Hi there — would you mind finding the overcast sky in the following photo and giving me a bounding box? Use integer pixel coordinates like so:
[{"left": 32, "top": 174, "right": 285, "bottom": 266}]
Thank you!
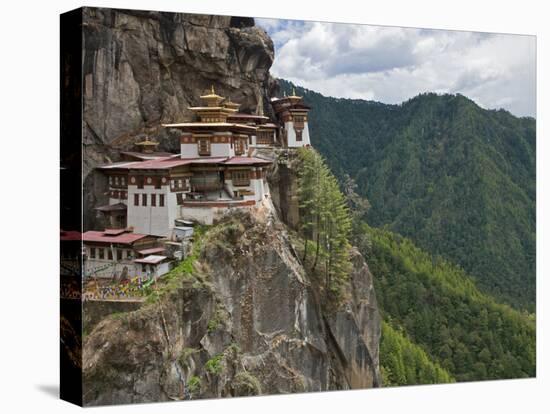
[{"left": 256, "top": 18, "right": 536, "bottom": 117}]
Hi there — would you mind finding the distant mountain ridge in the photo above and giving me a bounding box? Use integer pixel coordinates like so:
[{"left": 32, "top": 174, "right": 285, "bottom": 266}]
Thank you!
[{"left": 277, "top": 79, "right": 536, "bottom": 310}]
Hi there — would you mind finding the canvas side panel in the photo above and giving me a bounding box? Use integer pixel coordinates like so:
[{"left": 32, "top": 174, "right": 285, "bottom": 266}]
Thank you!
[{"left": 60, "top": 7, "right": 84, "bottom": 407}]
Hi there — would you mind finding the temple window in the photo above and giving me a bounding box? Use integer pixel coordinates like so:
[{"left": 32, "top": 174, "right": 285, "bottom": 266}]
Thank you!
[
  {"left": 232, "top": 170, "right": 250, "bottom": 186},
  {"left": 235, "top": 139, "right": 244, "bottom": 155},
  {"left": 151, "top": 194, "right": 156, "bottom": 206},
  {"left": 198, "top": 138, "right": 211, "bottom": 155},
  {"left": 159, "top": 194, "right": 165, "bottom": 207},
  {"left": 134, "top": 194, "right": 139, "bottom": 206},
  {"left": 257, "top": 131, "right": 272, "bottom": 145},
  {"left": 142, "top": 194, "right": 147, "bottom": 206}
]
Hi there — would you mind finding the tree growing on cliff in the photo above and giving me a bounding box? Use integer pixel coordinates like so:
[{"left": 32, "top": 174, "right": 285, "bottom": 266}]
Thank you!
[{"left": 297, "top": 148, "right": 352, "bottom": 301}]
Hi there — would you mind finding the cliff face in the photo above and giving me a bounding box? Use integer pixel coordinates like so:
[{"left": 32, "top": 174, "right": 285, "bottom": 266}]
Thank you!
[
  {"left": 81, "top": 8, "right": 275, "bottom": 228},
  {"left": 83, "top": 8, "right": 274, "bottom": 148},
  {"left": 83, "top": 207, "right": 379, "bottom": 405}
]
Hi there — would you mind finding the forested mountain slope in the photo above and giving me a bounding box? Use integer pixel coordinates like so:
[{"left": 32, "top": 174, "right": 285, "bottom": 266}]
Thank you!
[
  {"left": 278, "top": 79, "right": 536, "bottom": 310},
  {"left": 380, "top": 321, "right": 454, "bottom": 386},
  {"left": 362, "top": 224, "right": 535, "bottom": 382}
]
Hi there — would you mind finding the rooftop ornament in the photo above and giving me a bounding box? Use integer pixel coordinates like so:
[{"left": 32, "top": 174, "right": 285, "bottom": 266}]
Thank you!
[{"left": 135, "top": 137, "right": 160, "bottom": 153}]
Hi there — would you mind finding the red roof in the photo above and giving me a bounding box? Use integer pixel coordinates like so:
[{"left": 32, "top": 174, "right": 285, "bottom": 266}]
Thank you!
[
  {"left": 82, "top": 230, "right": 151, "bottom": 245},
  {"left": 224, "top": 156, "right": 272, "bottom": 165},
  {"left": 126, "top": 155, "right": 192, "bottom": 170},
  {"left": 138, "top": 247, "right": 166, "bottom": 256},
  {"left": 97, "top": 161, "right": 142, "bottom": 170},
  {"left": 98, "top": 155, "right": 272, "bottom": 172}
]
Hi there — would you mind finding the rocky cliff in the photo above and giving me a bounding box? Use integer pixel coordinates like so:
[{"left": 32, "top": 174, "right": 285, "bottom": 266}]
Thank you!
[
  {"left": 83, "top": 205, "right": 379, "bottom": 405},
  {"left": 82, "top": 7, "right": 276, "bottom": 228}
]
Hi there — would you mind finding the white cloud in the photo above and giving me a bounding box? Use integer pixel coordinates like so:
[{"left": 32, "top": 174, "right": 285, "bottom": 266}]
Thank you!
[{"left": 256, "top": 19, "right": 536, "bottom": 117}]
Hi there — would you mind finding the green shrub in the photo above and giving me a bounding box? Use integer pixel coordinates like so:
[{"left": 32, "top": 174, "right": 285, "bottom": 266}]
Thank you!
[
  {"left": 233, "top": 371, "right": 262, "bottom": 396},
  {"left": 187, "top": 376, "right": 201, "bottom": 394},
  {"left": 205, "top": 354, "right": 223, "bottom": 375}
]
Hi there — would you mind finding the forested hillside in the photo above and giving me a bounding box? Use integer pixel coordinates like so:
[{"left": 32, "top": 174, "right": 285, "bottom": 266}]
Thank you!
[
  {"left": 362, "top": 224, "right": 535, "bottom": 382},
  {"left": 278, "top": 79, "right": 536, "bottom": 311},
  {"left": 380, "top": 322, "right": 454, "bottom": 386}
]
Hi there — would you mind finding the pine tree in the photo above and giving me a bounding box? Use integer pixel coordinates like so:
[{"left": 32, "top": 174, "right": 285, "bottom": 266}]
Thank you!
[{"left": 296, "top": 148, "right": 353, "bottom": 301}]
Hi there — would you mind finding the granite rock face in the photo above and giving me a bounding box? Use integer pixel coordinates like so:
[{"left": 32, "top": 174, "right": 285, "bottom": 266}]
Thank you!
[
  {"left": 82, "top": 208, "right": 380, "bottom": 405},
  {"left": 83, "top": 8, "right": 274, "bottom": 146},
  {"left": 81, "top": 8, "right": 275, "bottom": 229}
]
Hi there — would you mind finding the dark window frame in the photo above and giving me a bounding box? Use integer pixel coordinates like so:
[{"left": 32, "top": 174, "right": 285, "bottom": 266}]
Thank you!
[
  {"left": 232, "top": 170, "right": 250, "bottom": 186},
  {"left": 137, "top": 176, "right": 144, "bottom": 189},
  {"left": 198, "top": 138, "right": 211, "bottom": 155}
]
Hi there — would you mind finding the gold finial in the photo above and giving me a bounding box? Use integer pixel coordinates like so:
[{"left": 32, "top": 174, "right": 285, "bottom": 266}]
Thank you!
[
  {"left": 292, "top": 87, "right": 296, "bottom": 96},
  {"left": 211, "top": 84, "right": 215, "bottom": 94},
  {"left": 283, "top": 90, "right": 287, "bottom": 97}
]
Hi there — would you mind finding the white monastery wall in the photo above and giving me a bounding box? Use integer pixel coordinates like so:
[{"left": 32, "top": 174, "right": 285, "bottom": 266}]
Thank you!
[
  {"left": 127, "top": 184, "right": 173, "bottom": 237},
  {"left": 285, "top": 121, "right": 311, "bottom": 147}
]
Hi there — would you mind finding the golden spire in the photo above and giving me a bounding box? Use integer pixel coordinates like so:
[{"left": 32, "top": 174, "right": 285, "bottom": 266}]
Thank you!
[
  {"left": 292, "top": 87, "right": 296, "bottom": 96},
  {"left": 200, "top": 85, "right": 225, "bottom": 107}
]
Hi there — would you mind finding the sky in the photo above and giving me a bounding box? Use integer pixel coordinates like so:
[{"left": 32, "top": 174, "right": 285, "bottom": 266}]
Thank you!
[{"left": 256, "top": 18, "right": 536, "bottom": 117}]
